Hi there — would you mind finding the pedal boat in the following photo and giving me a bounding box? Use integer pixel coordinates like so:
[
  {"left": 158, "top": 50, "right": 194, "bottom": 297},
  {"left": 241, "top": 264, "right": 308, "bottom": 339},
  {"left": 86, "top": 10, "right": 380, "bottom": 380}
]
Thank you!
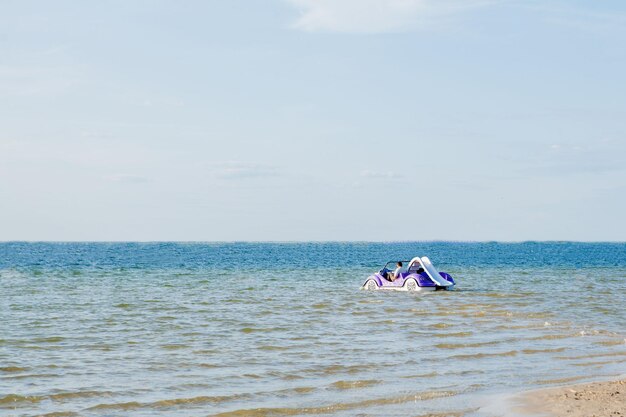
[{"left": 361, "top": 256, "right": 455, "bottom": 292}]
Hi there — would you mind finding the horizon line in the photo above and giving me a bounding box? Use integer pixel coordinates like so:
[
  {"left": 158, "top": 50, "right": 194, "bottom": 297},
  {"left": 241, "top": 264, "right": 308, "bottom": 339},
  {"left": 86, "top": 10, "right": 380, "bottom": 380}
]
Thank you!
[{"left": 1, "top": 240, "right": 625, "bottom": 244}]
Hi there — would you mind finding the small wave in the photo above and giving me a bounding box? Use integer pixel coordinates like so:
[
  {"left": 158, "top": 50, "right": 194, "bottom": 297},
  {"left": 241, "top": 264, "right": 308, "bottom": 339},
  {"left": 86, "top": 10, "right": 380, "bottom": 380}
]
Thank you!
[
  {"left": 199, "top": 363, "right": 222, "bottom": 368},
  {"left": 429, "top": 323, "right": 453, "bottom": 329},
  {"left": 0, "top": 366, "right": 29, "bottom": 372},
  {"left": 240, "top": 327, "right": 287, "bottom": 333},
  {"left": 257, "top": 345, "right": 289, "bottom": 351},
  {"left": 87, "top": 393, "right": 252, "bottom": 410},
  {"left": 525, "top": 312, "right": 553, "bottom": 319},
  {"left": 150, "top": 394, "right": 251, "bottom": 408},
  {"left": 572, "top": 358, "right": 626, "bottom": 367},
  {"left": 310, "top": 364, "right": 368, "bottom": 376},
  {"left": 443, "top": 369, "right": 485, "bottom": 376},
  {"left": 4, "top": 373, "right": 60, "bottom": 380},
  {"left": 578, "top": 329, "right": 620, "bottom": 336},
  {"left": 484, "top": 292, "right": 530, "bottom": 298},
  {"left": 528, "top": 334, "right": 573, "bottom": 341},
  {"left": 401, "top": 371, "right": 438, "bottom": 379},
  {"left": 86, "top": 401, "right": 142, "bottom": 411},
  {"left": 32, "top": 336, "right": 65, "bottom": 343},
  {"left": 330, "top": 379, "right": 382, "bottom": 390},
  {"left": 279, "top": 373, "right": 304, "bottom": 381},
  {"left": 457, "top": 309, "right": 551, "bottom": 320},
  {"left": 534, "top": 375, "right": 588, "bottom": 385},
  {"left": 210, "top": 390, "right": 457, "bottom": 416},
  {"left": 558, "top": 351, "right": 626, "bottom": 360},
  {"left": 435, "top": 341, "right": 502, "bottom": 349},
  {"left": 192, "top": 349, "right": 220, "bottom": 354},
  {"left": 432, "top": 331, "right": 473, "bottom": 338},
  {"left": 350, "top": 310, "right": 377, "bottom": 316},
  {"left": 161, "top": 344, "right": 188, "bottom": 350},
  {"left": 0, "top": 390, "right": 118, "bottom": 407},
  {"left": 413, "top": 411, "right": 472, "bottom": 417},
  {"left": 358, "top": 299, "right": 384, "bottom": 304},
  {"left": 494, "top": 324, "right": 544, "bottom": 330},
  {"left": 594, "top": 339, "right": 626, "bottom": 346},
  {"left": 292, "top": 387, "right": 315, "bottom": 394},
  {"left": 372, "top": 319, "right": 395, "bottom": 325},
  {"left": 521, "top": 347, "right": 566, "bottom": 354},
  {"left": 271, "top": 386, "right": 317, "bottom": 396},
  {"left": 0, "top": 394, "right": 42, "bottom": 407},
  {"left": 38, "top": 412, "right": 79, "bottom": 417},
  {"left": 451, "top": 351, "right": 517, "bottom": 360},
  {"left": 81, "top": 343, "right": 112, "bottom": 351},
  {"left": 48, "top": 390, "right": 115, "bottom": 401}
]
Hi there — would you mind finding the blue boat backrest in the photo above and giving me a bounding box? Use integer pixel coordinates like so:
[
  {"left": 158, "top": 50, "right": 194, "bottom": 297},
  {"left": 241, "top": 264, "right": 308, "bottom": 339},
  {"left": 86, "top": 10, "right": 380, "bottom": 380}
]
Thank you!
[
  {"left": 439, "top": 272, "right": 454, "bottom": 284},
  {"left": 408, "top": 261, "right": 423, "bottom": 273}
]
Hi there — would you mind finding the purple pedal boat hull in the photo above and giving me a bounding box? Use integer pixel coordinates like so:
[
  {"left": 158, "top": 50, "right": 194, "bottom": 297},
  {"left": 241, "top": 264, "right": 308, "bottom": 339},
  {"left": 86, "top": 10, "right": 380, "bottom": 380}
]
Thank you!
[{"left": 361, "top": 257, "right": 455, "bottom": 291}]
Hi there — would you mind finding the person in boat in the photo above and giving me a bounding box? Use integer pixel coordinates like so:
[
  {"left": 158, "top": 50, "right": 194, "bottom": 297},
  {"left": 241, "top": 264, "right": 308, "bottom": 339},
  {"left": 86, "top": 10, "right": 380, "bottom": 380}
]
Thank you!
[{"left": 389, "top": 261, "right": 403, "bottom": 282}]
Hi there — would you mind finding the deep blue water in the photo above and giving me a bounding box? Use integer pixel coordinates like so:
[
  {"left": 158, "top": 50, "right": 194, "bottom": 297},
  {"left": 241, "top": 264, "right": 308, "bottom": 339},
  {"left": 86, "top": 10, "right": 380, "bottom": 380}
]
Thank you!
[{"left": 2, "top": 241, "right": 625, "bottom": 270}]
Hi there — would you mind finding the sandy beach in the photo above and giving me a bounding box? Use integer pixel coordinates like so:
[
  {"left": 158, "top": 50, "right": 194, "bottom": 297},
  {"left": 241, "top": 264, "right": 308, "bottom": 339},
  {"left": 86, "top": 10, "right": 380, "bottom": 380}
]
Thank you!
[{"left": 513, "top": 379, "right": 625, "bottom": 417}]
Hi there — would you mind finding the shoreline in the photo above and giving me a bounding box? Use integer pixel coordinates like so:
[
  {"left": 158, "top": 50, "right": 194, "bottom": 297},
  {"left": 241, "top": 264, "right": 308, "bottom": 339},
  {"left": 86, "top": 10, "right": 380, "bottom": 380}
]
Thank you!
[{"left": 500, "top": 376, "right": 626, "bottom": 417}]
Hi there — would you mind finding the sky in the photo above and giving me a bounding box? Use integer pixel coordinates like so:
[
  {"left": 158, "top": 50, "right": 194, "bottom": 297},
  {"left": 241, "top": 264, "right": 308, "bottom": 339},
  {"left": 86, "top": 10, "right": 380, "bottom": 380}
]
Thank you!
[{"left": 1, "top": 0, "right": 625, "bottom": 241}]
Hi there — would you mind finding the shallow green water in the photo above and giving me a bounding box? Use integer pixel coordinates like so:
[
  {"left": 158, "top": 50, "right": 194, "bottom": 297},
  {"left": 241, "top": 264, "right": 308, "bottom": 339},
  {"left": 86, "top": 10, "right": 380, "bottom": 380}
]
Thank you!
[{"left": 1, "top": 243, "right": 625, "bottom": 416}]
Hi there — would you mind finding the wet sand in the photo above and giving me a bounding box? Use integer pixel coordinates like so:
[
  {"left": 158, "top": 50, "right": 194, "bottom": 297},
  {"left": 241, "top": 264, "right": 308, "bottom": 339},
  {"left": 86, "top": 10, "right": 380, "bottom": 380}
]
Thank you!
[{"left": 514, "top": 379, "right": 625, "bottom": 417}]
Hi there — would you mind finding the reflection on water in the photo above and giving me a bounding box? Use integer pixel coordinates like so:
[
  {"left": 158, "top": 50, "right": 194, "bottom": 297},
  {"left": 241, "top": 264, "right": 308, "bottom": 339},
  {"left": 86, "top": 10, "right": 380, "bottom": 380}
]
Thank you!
[{"left": 0, "top": 242, "right": 625, "bottom": 416}]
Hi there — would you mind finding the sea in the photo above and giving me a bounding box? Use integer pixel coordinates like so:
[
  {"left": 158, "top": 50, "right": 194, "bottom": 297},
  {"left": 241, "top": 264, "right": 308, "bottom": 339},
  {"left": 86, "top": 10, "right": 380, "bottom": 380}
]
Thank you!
[{"left": 1, "top": 242, "right": 625, "bottom": 417}]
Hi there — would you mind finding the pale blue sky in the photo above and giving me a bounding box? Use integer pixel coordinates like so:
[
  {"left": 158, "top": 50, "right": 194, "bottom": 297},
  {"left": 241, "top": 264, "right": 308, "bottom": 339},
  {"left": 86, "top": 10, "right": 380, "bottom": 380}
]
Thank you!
[{"left": 1, "top": 0, "right": 625, "bottom": 241}]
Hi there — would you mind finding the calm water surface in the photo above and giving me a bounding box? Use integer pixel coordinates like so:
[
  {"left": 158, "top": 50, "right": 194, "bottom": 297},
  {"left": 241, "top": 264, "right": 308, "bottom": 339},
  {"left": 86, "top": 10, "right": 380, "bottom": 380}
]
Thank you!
[{"left": 1, "top": 242, "right": 625, "bottom": 417}]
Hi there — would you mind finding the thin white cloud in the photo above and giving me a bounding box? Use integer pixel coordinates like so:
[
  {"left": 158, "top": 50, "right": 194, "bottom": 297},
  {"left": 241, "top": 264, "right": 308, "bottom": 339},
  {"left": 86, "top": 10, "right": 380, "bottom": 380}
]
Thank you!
[
  {"left": 103, "top": 174, "right": 151, "bottom": 184},
  {"left": 523, "top": 140, "right": 626, "bottom": 176},
  {"left": 42, "top": 44, "right": 71, "bottom": 56},
  {"left": 139, "top": 97, "right": 184, "bottom": 108},
  {"left": 209, "top": 161, "right": 280, "bottom": 180},
  {"left": 522, "top": 3, "right": 626, "bottom": 35},
  {"left": 0, "top": 64, "right": 83, "bottom": 97},
  {"left": 286, "top": 0, "right": 499, "bottom": 33},
  {"left": 360, "top": 169, "right": 402, "bottom": 179}
]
